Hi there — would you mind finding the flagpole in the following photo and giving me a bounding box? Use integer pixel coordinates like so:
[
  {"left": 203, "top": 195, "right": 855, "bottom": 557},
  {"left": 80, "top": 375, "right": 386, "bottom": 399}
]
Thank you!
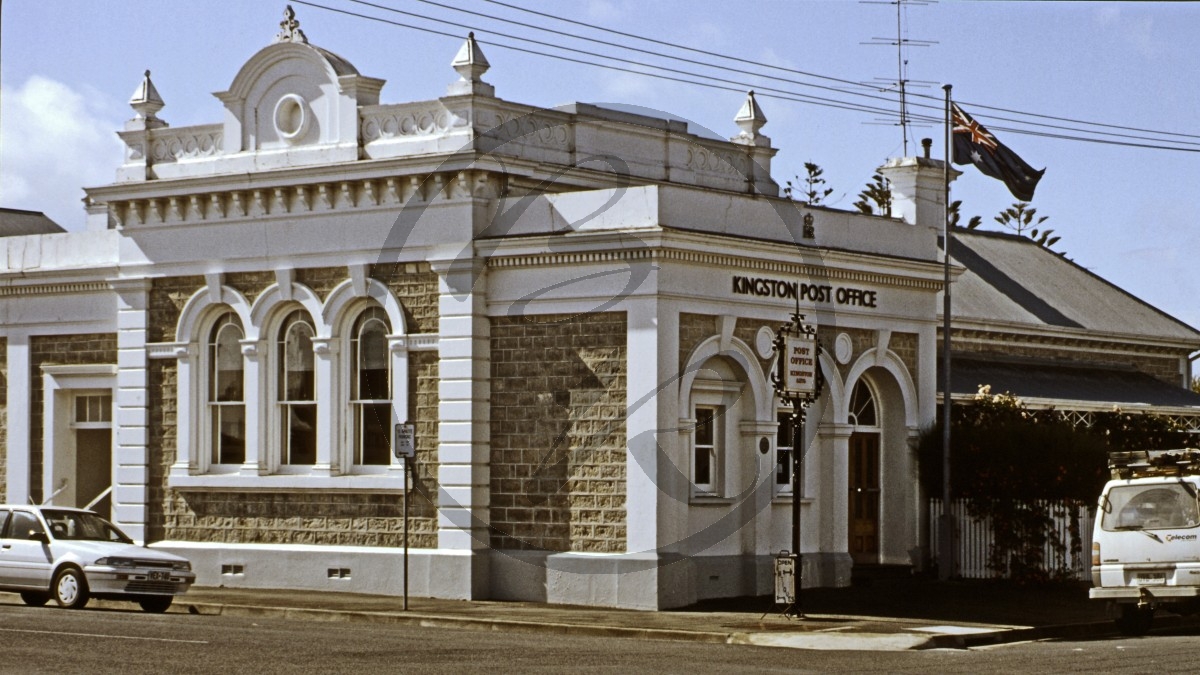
[{"left": 939, "top": 83, "right": 956, "bottom": 581}]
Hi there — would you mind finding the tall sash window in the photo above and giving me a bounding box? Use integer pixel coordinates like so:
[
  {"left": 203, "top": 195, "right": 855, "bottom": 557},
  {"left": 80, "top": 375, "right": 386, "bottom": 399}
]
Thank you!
[
  {"left": 351, "top": 307, "right": 391, "bottom": 465},
  {"left": 208, "top": 313, "right": 245, "bottom": 465},
  {"left": 278, "top": 310, "right": 317, "bottom": 465}
]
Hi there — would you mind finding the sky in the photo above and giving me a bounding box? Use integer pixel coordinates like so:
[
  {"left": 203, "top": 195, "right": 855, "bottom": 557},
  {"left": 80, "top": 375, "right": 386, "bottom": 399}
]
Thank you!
[{"left": 2, "top": 1, "right": 1198, "bottom": 328}]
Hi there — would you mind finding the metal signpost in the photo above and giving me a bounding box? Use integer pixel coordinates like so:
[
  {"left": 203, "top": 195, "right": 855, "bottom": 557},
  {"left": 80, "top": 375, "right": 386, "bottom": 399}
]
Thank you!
[
  {"left": 394, "top": 422, "right": 416, "bottom": 611},
  {"left": 770, "top": 303, "right": 823, "bottom": 618}
]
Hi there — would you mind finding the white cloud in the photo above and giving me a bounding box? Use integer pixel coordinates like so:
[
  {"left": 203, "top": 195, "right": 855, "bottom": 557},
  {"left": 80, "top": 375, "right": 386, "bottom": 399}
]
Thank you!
[
  {"left": 586, "top": 0, "right": 623, "bottom": 23},
  {"left": 597, "top": 70, "right": 658, "bottom": 100},
  {"left": 1091, "top": 6, "right": 1165, "bottom": 59},
  {"left": 0, "top": 75, "right": 123, "bottom": 231}
]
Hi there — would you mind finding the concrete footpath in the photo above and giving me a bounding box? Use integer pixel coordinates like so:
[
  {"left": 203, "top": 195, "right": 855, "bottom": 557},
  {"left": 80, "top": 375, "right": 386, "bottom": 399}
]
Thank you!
[{"left": 92, "top": 577, "right": 1160, "bottom": 652}]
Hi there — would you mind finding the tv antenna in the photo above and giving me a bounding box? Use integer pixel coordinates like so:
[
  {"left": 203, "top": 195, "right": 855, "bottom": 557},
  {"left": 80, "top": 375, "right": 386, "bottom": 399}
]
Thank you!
[{"left": 861, "top": 0, "right": 938, "bottom": 156}]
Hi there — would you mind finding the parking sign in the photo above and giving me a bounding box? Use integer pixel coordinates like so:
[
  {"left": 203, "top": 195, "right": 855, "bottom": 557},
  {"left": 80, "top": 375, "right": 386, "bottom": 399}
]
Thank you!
[{"left": 394, "top": 423, "right": 415, "bottom": 459}]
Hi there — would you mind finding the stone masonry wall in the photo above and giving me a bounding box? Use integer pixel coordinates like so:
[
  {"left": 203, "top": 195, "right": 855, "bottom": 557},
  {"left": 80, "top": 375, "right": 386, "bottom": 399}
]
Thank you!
[
  {"left": 679, "top": 313, "right": 717, "bottom": 375},
  {"left": 149, "top": 276, "right": 205, "bottom": 343},
  {"left": 29, "top": 334, "right": 118, "bottom": 505},
  {"left": 890, "top": 332, "right": 919, "bottom": 379},
  {"left": 490, "top": 312, "right": 627, "bottom": 553},
  {"left": 151, "top": 265, "right": 440, "bottom": 549}
]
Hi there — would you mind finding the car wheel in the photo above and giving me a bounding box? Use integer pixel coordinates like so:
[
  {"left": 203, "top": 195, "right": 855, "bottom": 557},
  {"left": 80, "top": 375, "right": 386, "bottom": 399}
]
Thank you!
[
  {"left": 19, "top": 591, "right": 50, "bottom": 607},
  {"left": 53, "top": 567, "right": 90, "bottom": 610},
  {"left": 139, "top": 596, "right": 173, "bottom": 613},
  {"left": 1115, "top": 604, "right": 1153, "bottom": 636}
]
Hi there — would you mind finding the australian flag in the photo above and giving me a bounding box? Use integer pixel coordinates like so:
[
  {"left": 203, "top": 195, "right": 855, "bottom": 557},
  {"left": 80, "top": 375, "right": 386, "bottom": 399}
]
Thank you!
[{"left": 951, "top": 103, "right": 1045, "bottom": 201}]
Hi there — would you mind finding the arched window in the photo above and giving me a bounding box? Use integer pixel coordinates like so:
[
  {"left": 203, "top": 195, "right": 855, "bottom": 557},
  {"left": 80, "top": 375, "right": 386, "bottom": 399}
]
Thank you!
[
  {"left": 208, "top": 313, "right": 245, "bottom": 465},
  {"left": 848, "top": 380, "right": 878, "bottom": 427},
  {"left": 351, "top": 307, "right": 391, "bottom": 465},
  {"left": 278, "top": 309, "right": 316, "bottom": 465}
]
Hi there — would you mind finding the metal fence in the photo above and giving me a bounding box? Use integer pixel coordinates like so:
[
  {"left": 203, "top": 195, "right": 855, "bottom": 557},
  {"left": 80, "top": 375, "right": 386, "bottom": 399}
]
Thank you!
[{"left": 929, "top": 499, "right": 1095, "bottom": 581}]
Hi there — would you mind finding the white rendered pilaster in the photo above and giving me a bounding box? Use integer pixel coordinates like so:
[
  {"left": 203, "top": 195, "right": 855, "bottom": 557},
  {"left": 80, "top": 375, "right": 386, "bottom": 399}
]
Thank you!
[
  {"left": 310, "top": 338, "right": 338, "bottom": 476},
  {"left": 112, "top": 281, "right": 151, "bottom": 541},
  {"left": 626, "top": 297, "right": 671, "bottom": 554},
  {"left": 5, "top": 334, "right": 31, "bottom": 505},
  {"left": 818, "top": 423, "right": 854, "bottom": 557},
  {"left": 240, "top": 340, "right": 266, "bottom": 475},
  {"left": 430, "top": 256, "right": 489, "bottom": 553}
]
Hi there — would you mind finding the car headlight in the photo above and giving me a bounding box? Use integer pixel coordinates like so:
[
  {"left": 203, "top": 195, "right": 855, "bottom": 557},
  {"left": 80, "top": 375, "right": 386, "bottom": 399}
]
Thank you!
[
  {"left": 95, "top": 557, "right": 136, "bottom": 568},
  {"left": 172, "top": 561, "right": 192, "bottom": 572}
]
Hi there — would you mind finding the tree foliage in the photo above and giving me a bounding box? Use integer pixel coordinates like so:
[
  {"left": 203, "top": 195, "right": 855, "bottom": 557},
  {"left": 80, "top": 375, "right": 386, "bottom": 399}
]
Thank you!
[
  {"left": 949, "top": 200, "right": 982, "bottom": 230},
  {"left": 918, "top": 386, "right": 1196, "bottom": 582},
  {"left": 853, "top": 172, "right": 891, "bottom": 216},
  {"left": 784, "top": 162, "right": 835, "bottom": 206}
]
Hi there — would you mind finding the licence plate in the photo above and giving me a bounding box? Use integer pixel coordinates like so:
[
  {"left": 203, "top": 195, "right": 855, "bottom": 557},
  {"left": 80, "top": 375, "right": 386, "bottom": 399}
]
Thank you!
[
  {"left": 1135, "top": 572, "right": 1166, "bottom": 585},
  {"left": 148, "top": 571, "right": 170, "bottom": 581}
]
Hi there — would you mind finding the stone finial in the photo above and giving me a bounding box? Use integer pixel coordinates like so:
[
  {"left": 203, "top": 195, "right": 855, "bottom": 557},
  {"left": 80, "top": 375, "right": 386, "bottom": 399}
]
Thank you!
[
  {"left": 129, "top": 70, "right": 165, "bottom": 122},
  {"left": 732, "top": 90, "right": 768, "bottom": 145},
  {"left": 275, "top": 5, "right": 308, "bottom": 44},
  {"left": 447, "top": 32, "right": 495, "bottom": 97}
]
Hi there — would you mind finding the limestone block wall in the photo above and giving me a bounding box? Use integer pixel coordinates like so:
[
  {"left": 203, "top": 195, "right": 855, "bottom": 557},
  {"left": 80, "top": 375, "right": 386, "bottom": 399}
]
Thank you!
[
  {"left": 145, "top": 358, "right": 173, "bottom": 542},
  {"left": 149, "top": 264, "right": 441, "bottom": 548},
  {"left": 732, "top": 317, "right": 777, "bottom": 380},
  {"left": 889, "top": 332, "right": 919, "bottom": 378},
  {"left": 679, "top": 313, "right": 717, "bottom": 374},
  {"left": 489, "top": 312, "right": 627, "bottom": 553},
  {"left": 149, "top": 276, "right": 206, "bottom": 343},
  {"left": 29, "top": 334, "right": 118, "bottom": 504}
]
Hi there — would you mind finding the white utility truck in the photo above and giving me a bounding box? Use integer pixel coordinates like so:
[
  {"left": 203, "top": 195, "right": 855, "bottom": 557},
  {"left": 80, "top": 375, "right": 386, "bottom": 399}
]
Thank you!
[{"left": 1091, "top": 449, "right": 1200, "bottom": 635}]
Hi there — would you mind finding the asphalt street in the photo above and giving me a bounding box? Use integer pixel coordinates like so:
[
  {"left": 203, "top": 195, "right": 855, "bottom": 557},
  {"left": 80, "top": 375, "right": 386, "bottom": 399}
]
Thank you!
[{"left": 2, "top": 599, "right": 1200, "bottom": 674}]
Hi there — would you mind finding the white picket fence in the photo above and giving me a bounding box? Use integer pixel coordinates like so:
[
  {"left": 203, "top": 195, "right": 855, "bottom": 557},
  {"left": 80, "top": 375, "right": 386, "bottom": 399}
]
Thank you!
[{"left": 929, "top": 499, "right": 1095, "bottom": 581}]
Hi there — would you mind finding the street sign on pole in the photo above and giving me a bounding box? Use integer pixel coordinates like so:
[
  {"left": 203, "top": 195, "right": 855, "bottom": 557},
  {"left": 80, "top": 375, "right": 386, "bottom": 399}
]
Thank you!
[
  {"left": 770, "top": 303, "right": 823, "bottom": 620},
  {"left": 394, "top": 423, "right": 415, "bottom": 459},
  {"left": 779, "top": 334, "right": 818, "bottom": 397}
]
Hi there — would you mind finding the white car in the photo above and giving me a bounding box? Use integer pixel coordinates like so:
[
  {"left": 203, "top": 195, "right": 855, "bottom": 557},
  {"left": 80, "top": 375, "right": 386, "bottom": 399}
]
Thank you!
[{"left": 0, "top": 505, "right": 194, "bottom": 612}]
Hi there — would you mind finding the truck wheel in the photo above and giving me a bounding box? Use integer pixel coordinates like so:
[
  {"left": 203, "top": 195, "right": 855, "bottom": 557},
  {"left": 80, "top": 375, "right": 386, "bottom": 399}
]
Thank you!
[{"left": 1115, "top": 604, "right": 1153, "bottom": 636}]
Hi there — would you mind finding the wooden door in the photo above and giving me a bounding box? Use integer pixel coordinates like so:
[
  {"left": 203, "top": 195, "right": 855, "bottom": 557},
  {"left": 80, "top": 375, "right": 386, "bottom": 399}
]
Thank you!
[{"left": 849, "top": 432, "right": 880, "bottom": 564}]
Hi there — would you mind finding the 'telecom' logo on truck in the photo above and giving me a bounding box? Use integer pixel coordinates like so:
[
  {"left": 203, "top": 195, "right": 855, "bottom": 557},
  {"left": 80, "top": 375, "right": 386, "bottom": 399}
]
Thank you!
[{"left": 1165, "top": 534, "right": 1199, "bottom": 542}]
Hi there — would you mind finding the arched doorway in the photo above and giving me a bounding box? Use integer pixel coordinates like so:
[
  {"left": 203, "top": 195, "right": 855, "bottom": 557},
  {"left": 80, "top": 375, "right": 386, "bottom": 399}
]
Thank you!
[{"left": 847, "top": 379, "right": 880, "bottom": 565}]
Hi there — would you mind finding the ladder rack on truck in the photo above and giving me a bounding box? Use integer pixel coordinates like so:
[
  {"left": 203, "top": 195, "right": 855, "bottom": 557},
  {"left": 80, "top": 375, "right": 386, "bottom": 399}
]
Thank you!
[{"left": 1107, "top": 449, "right": 1200, "bottom": 480}]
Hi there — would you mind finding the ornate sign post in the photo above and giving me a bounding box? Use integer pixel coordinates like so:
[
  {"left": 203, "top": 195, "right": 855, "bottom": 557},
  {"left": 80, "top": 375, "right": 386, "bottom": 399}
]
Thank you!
[{"left": 771, "top": 304, "right": 823, "bottom": 617}]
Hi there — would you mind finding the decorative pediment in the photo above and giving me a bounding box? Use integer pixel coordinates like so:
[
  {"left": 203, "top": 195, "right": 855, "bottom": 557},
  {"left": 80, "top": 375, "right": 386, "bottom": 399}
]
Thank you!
[{"left": 212, "top": 8, "right": 383, "bottom": 158}]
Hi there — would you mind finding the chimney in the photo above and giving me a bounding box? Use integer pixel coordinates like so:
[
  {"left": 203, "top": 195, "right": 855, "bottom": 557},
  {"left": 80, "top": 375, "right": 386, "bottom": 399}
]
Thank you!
[{"left": 877, "top": 153, "right": 959, "bottom": 227}]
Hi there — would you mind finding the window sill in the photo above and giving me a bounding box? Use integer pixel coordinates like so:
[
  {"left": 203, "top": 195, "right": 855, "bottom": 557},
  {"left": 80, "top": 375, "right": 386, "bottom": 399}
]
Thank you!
[
  {"left": 168, "top": 472, "right": 408, "bottom": 493},
  {"left": 771, "top": 495, "right": 814, "bottom": 505},
  {"left": 689, "top": 494, "right": 735, "bottom": 505}
]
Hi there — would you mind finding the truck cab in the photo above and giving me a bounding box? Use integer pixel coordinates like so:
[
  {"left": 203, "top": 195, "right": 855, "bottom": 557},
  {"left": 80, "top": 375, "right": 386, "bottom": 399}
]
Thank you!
[{"left": 1091, "top": 449, "right": 1200, "bottom": 635}]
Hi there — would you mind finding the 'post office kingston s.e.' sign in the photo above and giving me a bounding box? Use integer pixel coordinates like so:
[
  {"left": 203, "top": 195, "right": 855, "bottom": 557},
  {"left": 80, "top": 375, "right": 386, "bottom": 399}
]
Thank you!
[{"left": 780, "top": 334, "right": 818, "bottom": 396}]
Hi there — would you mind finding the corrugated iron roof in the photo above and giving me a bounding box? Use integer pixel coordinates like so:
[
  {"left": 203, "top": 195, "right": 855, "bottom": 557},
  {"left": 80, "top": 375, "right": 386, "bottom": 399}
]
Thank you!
[
  {"left": 948, "top": 228, "right": 1200, "bottom": 344},
  {"left": 946, "top": 356, "right": 1200, "bottom": 408}
]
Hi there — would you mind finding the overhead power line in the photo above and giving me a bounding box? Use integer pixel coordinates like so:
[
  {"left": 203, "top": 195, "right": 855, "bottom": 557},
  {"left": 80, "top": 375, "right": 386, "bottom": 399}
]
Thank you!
[
  {"left": 293, "top": 0, "right": 1200, "bottom": 154},
  {"left": 477, "top": 0, "right": 1200, "bottom": 145}
]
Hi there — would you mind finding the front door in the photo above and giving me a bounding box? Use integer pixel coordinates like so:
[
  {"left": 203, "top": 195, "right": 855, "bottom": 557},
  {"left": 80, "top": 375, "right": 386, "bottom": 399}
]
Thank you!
[
  {"left": 849, "top": 432, "right": 880, "bottom": 564},
  {"left": 73, "top": 393, "right": 113, "bottom": 518}
]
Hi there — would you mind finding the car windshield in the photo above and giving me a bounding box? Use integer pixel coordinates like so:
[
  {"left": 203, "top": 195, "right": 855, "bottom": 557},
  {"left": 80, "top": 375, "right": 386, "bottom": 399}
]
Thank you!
[
  {"left": 1102, "top": 483, "right": 1200, "bottom": 531},
  {"left": 41, "top": 509, "right": 134, "bottom": 543}
]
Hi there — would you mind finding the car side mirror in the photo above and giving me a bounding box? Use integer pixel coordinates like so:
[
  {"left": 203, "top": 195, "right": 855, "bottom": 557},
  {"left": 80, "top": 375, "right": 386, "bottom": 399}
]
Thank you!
[{"left": 28, "top": 530, "right": 49, "bottom": 544}]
